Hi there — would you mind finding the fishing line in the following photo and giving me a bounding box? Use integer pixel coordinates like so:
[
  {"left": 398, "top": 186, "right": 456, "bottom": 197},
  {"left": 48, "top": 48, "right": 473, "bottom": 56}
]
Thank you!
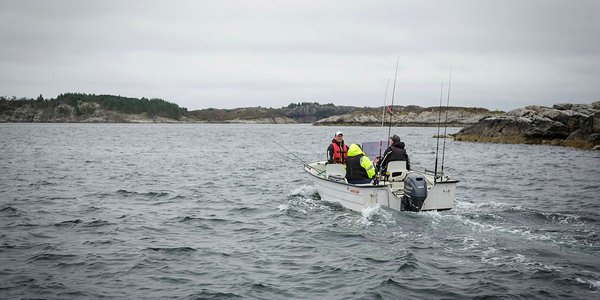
[
  {"left": 441, "top": 67, "right": 453, "bottom": 177},
  {"left": 374, "top": 78, "right": 391, "bottom": 185},
  {"left": 262, "top": 132, "right": 310, "bottom": 166},
  {"left": 379, "top": 78, "right": 391, "bottom": 159},
  {"left": 434, "top": 81, "right": 444, "bottom": 181},
  {"left": 387, "top": 57, "right": 400, "bottom": 141},
  {"left": 260, "top": 131, "right": 325, "bottom": 174}
]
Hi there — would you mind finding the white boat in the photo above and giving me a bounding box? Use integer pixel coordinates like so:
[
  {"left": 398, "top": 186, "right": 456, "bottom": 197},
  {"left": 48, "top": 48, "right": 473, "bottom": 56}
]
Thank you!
[{"left": 304, "top": 160, "right": 459, "bottom": 212}]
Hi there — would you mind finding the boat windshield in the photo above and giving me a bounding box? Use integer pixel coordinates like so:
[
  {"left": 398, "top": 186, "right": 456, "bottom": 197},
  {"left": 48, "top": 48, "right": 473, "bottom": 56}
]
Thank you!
[{"left": 361, "top": 141, "right": 389, "bottom": 161}]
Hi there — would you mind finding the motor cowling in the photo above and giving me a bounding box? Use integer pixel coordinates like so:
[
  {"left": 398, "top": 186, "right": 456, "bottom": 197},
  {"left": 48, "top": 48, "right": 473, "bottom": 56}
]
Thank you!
[{"left": 402, "top": 173, "right": 428, "bottom": 212}]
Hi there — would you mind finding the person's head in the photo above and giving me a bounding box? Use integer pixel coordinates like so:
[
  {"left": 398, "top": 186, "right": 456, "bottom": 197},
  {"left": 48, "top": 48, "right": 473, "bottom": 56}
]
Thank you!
[
  {"left": 334, "top": 131, "right": 344, "bottom": 143},
  {"left": 390, "top": 134, "right": 401, "bottom": 144}
]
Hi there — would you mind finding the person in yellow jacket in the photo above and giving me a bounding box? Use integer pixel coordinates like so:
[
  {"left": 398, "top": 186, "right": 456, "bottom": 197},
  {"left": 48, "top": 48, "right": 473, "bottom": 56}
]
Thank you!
[{"left": 345, "top": 144, "right": 376, "bottom": 184}]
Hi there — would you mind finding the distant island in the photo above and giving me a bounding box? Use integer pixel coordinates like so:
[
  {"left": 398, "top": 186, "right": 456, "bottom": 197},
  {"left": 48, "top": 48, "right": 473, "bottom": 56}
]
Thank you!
[
  {"left": 2, "top": 93, "right": 598, "bottom": 150},
  {"left": 0, "top": 93, "right": 187, "bottom": 123},
  {"left": 0, "top": 93, "right": 498, "bottom": 125}
]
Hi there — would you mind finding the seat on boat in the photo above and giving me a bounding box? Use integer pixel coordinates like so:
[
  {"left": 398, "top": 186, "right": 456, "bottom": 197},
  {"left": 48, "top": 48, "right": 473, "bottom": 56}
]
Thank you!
[
  {"left": 387, "top": 161, "right": 408, "bottom": 182},
  {"left": 325, "top": 164, "right": 346, "bottom": 181}
]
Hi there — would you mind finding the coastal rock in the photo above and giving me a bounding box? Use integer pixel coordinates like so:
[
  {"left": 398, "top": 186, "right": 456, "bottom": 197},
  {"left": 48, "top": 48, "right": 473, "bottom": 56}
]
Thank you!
[
  {"left": 456, "top": 115, "right": 569, "bottom": 139},
  {"left": 507, "top": 108, "right": 535, "bottom": 117},
  {"left": 509, "top": 106, "right": 588, "bottom": 131},
  {"left": 553, "top": 103, "right": 573, "bottom": 110},
  {"left": 579, "top": 111, "right": 600, "bottom": 134},
  {"left": 454, "top": 102, "right": 599, "bottom": 150},
  {"left": 590, "top": 133, "right": 600, "bottom": 144},
  {"left": 571, "top": 104, "right": 596, "bottom": 117},
  {"left": 314, "top": 108, "right": 496, "bottom": 126},
  {"left": 222, "top": 116, "right": 296, "bottom": 124},
  {"left": 283, "top": 103, "right": 354, "bottom": 123}
]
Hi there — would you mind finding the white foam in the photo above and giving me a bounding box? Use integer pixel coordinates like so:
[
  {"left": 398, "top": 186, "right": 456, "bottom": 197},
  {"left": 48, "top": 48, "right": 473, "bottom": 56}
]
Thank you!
[
  {"left": 429, "top": 211, "right": 557, "bottom": 244},
  {"left": 283, "top": 184, "right": 325, "bottom": 211},
  {"left": 459, "top": 236, "right": 480, "bottom": 250},
  {"left": 512, "top": 254, "right": 527, "bottom": 263},
  {"left": 360, "top": 205, "right": 381, "bottom": 226},
  {"left": 576, "top": 278, "right": 600, "bottom": 291},
  {"left": 454, "top": 199, "right": 522, "bottom": 212},
  {"left": 358, "top": 205, "right": 397, "bottom": 227},
  {"left": 480, "top": 250, "right": 564, "bottom": 275},
  {"left": 288, "top": 184, "right": 316, "bottom": 197},
  {"left": 282, "top": 184, "right": 333, "bottom": 215},
  {"left": 538, "top": 211, "right": 582, "bottom": 225}
]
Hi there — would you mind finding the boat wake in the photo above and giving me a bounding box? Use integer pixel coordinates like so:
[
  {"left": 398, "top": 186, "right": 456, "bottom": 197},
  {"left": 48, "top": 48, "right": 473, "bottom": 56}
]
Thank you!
[
  {"left": 279, "top": 185, "right": 328, "bottom": 216},
  {"left": 287, "top": 185, "right": 320, "bottom": 200},
  {"left": 281, "top": 185, "right": 399, "bottom": 228},
  {"left": 427, "top": 199, "right": 599, "bottom": 253},
  {"left": 575, "top": 277, "right": 600, "bottom": 292},
  {"left": 360, "top": 205, "right": 396, "bottom": 227}
]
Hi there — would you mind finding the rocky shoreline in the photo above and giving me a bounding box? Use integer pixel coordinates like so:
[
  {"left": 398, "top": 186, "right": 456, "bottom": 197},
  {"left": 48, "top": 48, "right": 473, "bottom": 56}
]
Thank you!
[
  {"left": 3, "top": 96, "right": 599, "bottom": 150},
  {"left": 1, "top": 96, "right": 496, "bottom": 125},
  {"left": 0, "top": 104, "right": 183, "bottom": 123},
  {"left": 453, "top": 102, "right": 600, "bottom": 150},
  {"left": 314, "top": 107, "right": 500, "bottom": 127},
  {"left": 0, "top": 106, "right": 299, "bottom": 124}
]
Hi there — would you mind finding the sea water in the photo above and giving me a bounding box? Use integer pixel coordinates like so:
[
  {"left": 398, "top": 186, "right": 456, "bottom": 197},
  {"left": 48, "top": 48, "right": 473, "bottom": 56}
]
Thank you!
[{"left": 0, "top": 123, "right": 598, "bottom": 299}]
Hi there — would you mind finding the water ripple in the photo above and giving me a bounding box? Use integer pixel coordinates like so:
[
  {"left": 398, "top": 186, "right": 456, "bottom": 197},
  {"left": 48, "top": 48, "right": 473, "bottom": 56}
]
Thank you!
[{"left": 0, "top": 124, "right": 598, "bottom": 298}]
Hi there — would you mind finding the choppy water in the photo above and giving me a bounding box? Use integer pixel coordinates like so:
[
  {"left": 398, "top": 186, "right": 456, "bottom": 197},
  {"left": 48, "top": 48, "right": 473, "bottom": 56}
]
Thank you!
[{"left": 0, "top": 123, "right": 599, "bottom": 299}]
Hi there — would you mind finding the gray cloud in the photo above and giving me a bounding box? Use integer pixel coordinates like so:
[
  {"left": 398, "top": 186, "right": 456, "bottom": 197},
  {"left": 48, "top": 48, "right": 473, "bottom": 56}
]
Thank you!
[{"left": 1, "top": 0, "right": 599, "bottom": 111}]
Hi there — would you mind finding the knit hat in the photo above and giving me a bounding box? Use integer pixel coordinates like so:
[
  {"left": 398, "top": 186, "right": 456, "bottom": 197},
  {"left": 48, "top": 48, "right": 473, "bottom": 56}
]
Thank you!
[
  {"left": 391, "top": 135, "right": 401, "bottom": 143},
  {"left": 335, "top": 131, "right": 343, "bottom": 137}
]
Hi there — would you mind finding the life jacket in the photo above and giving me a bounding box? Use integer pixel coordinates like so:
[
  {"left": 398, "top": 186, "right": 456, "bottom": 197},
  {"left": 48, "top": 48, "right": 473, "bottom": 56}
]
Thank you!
[
  {"left": 331, "top": 142, "right": 348, "bottom": 164},
  {"left": 345, "top": 144, "right": 375, "bottom": 181},
  {"left": 345, "top": 154, "right": 368, "bottom": 181}
]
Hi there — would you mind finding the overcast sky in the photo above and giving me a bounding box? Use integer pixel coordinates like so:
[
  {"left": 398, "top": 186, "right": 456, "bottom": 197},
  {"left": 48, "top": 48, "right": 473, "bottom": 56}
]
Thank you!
[{"left": 1, "top": 0, "right": 599, "bottom": 111}]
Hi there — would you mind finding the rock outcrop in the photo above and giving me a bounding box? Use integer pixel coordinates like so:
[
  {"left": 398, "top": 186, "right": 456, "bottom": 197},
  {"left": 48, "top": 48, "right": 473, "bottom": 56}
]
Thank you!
[
  {"left": 314, "top": 107, "right": 499, "bottom": 126},
  {"left": 453, "top": 102, "right": 600, "bottom": 150},
  {"left": 282, "top": 103, "right": 355, "bottom": 123},
  {"left": 221, "top": 116, "right": 297, "bottom": 124},
  {"left": 0, "top": 104, "right": 184, "bottom": 123}
]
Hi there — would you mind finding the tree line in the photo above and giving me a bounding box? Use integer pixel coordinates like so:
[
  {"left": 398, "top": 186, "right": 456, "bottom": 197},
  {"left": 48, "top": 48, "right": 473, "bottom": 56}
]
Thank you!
[{"left": 0, "top": 93, "right": 187, "bottom": 120}]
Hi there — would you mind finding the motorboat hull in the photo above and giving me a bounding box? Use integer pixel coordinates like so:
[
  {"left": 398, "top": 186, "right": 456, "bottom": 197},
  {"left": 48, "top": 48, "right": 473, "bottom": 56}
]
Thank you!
[{"left": 304, "top": 161, "right": 458, "bottom": 212}]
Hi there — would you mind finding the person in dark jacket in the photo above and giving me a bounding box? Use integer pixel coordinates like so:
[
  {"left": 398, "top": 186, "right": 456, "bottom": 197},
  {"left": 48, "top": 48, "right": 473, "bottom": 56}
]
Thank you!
[
  {"left": 376, "top": 134, "right": 411, "bottom": 175},
  {"left": 327, "top": 131, "right": 348, "bottom": 164},
  {"left": 345, "top": 144, "right": 376, "bottom": 184}
]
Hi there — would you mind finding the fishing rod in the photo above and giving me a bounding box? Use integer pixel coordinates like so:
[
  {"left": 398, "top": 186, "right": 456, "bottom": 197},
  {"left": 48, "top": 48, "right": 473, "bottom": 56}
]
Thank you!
[
  {"left": 434, "top": 81, "right": 444, "bottom": 182},
  {"left": 387, "top": 57, "right": 400, "bottom": 143},
  {"left": 373, "top": 78, "right": 391, "bottom": 185},
  {"left": 261, "top": 131, "right": 315, "bottom": 170},
  {"left": 379, "top": 78, "right": 391, "bottom": 160},
  {"left": 440, "top": 67, "right": 453, "bottom": 178},
  {"left": 374, "top": 58, "right": 399, "bottom": 185}
]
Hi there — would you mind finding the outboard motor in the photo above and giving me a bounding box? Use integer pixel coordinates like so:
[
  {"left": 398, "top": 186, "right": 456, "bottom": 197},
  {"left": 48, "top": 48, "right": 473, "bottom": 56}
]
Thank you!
[{"left": 402, "top": 173, "right": 428, "bottom": 212}]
